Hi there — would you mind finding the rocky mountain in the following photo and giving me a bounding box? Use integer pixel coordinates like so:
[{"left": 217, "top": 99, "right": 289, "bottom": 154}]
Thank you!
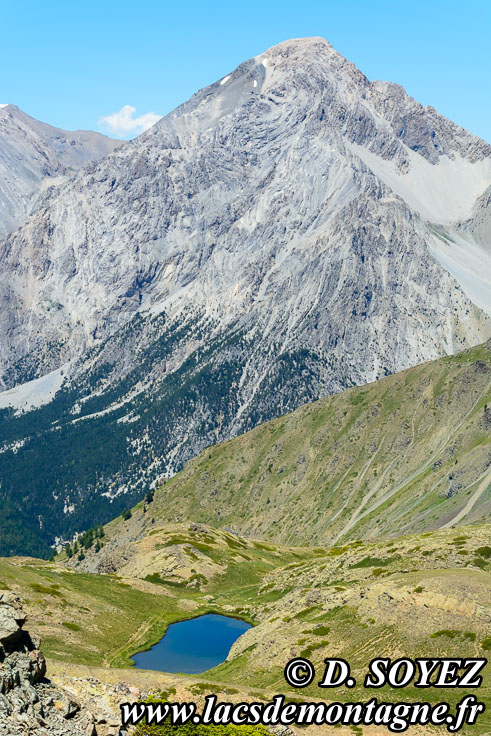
[
  {"left": 0, "top": 38, "right": 490, "bottom": 554},
  {"left": 0, "top": 104, "right": 120, "bottom": 239}
]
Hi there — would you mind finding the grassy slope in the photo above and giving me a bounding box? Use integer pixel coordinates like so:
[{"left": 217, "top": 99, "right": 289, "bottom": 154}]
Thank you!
[
  {"left": 1, "top": 523, "right": 490, "bottom": 733},
  {"left": 2, "top": 343, "right": 490, "bottom": 733},
  {"left": 0, "top": 527, "right": 316, "bottom": 668},
  {"left": 96, "top": 341, "right": 491, "bottom": 549}
]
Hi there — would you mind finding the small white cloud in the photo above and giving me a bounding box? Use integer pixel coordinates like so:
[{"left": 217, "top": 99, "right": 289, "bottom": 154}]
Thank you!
[{"left": 98, "top": 105, "right": 162, "bottom": 138}]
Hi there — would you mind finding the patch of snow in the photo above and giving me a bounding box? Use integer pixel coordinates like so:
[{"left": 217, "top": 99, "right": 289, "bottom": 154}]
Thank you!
[
  {"left": 71, "top": 401, "right": 125, "bottom": 423},
  {"left": 71, "top": 384, "right": 144, "bottom": 424},
  {"left": 253, "top": 80, "right": 257, "bottom": 88},
  {"left": 101, "top": 485, "right": 127, "bottom": 500},
  {"left": 351, "top": 140, "right": 491, "bottom": 314},
  {"left": 0, "top": 104, "right": 10, "bottom": 108},
  {"left": 351, "top": 143, "right": 491, "bottom": 224},
  {"left": 162, "top": 262, "right": 175, "bottom": 278},
  {"left": 0, "top": 364, "right": 68, "bottom": 413},
  {"left": 220, "top": 75, "right": 231, "bottom": 86}
]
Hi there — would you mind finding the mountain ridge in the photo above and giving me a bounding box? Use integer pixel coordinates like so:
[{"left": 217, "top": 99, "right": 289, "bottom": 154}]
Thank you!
[
  {"left": 1, "top": 37, "right": 489, "bottom": 385},
  {"left": 0, "top": 103, "right": 120, "bottom": 240},
  {"left": 0, "top": 37, "right": 489, "bottom": 555}
]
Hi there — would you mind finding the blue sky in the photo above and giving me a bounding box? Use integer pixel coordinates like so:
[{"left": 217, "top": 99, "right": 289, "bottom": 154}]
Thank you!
[{"left": 1, "top": 0, "right": 489, "bottom": 141}]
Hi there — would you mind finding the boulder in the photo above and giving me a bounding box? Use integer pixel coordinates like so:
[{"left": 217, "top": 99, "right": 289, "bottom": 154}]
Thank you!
[
  {"left": 0, "top": 594, "right": 26, "bottom": 645},
  {"left": 0, "top": 595, "right": 101, "bottom": 735}
]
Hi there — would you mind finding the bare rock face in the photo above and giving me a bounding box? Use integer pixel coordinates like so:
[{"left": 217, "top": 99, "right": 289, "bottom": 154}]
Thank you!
[
  {"left": 0, "top": 593, "right": 121, "bottom": 735},
  {"left": 0, "top": 593, "right": 27, "bottom": 644},
  {"left": 0, "top": 38, "right": 489, "bottom": 386},
  {"left": 0, "top": 104, "right": 120, "bottom": 240}
]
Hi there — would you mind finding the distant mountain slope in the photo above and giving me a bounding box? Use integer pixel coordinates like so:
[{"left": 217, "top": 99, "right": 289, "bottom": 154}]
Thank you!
[
  {"left": 92, "top": 340, "right": 490, "bottom": 550},
  {"left": 1, "top": 340, "right": 487, "bottom": 558},
  {"left": 0, "top": 38, "right": 489, "bottom": 555},
  {"left": 0, "top": 104, "right": 120, "bottom": 238}
]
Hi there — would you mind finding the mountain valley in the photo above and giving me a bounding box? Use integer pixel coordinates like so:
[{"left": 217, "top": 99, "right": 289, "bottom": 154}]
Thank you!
[
  {"left": 0, "top": 338, "right": 489, "bottom": 734},
  {"left": 79, "top": 340, "right": 490, "bottom": 553},
  {"left": 0, "top": 520, "right": 489, "bottom": 734}
]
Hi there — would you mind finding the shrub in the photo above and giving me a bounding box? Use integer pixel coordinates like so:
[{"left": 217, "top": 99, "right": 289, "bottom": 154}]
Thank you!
[
  {"left": 311, "top": 625, "right": 330, "bottom": 636},
  {"left": 133, "top": 699, "right": 270, "bottom": 736},
  {"left": 350, "top": 555, "right": 400, "bottom": 569},
  {"left": 299, "top": 640, "right": 329, "bottom": 659},
  {"left": 471, "top": 557, "right": 487, "bottom": 569},
  {"left": 430, "top": 630, "right": 459, "bottom": 639},
  {"left": 62, "top": 621, "right": 81, "bottom": 631},
  {"left": 29, "top": 583, "right": 62, "bottom": 597},
  {"left": 293, "top": 606, "right": 321, "bottom": 620}
]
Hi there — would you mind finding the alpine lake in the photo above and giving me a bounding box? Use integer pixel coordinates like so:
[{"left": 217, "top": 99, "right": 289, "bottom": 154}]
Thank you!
[{"left": 131, "top": 613, "right": 251, "bottom": 674}]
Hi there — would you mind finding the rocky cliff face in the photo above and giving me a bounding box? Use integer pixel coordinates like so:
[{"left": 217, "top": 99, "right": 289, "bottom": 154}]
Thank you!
[
  {"left": 0, "top": 38, "right": 489, "bottom": 385},
  {"left": 0, "top": 104, "right": 120, "bottom": 240},
  {"left": 0, "top": 593, "right": 126, "bottom": 735},
  {"left": 0, "top": 38, "right": 489, "bottom": 552}
]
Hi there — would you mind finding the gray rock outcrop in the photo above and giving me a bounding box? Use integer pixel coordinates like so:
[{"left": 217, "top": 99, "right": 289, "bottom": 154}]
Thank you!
[
  {"left": 0, "top": 593, "right": 115, "bottom": 735},
  {"left": 0, "top": 38, "right": 489, "bottom": 387}
]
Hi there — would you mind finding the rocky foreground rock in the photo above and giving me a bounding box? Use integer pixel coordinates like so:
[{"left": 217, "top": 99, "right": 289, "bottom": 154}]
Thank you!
[{"left": 0, "top": 593, "right": 125, "bottom": 736}]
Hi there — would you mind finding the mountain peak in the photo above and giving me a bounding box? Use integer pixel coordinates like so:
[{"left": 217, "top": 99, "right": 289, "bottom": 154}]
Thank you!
[
  {"left": 255, "top": 36, "right": 360, "bottom": 77},
  {"left": 251, "top": 35, "right": 351, "bottom": 73},
  {"left": 0, "top": 38, "right": 489, "bottom": 547},
  {"left": 260, "top": 35, "right": 334, "bottom": 53},
  {"left": 0, "top": 105, "right": 120, "bottom": 239}
]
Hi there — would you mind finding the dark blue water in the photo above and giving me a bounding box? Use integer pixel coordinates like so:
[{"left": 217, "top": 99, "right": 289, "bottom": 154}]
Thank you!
[{"left": 131, "top": 614, "right": 251, "bottom": 674}]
